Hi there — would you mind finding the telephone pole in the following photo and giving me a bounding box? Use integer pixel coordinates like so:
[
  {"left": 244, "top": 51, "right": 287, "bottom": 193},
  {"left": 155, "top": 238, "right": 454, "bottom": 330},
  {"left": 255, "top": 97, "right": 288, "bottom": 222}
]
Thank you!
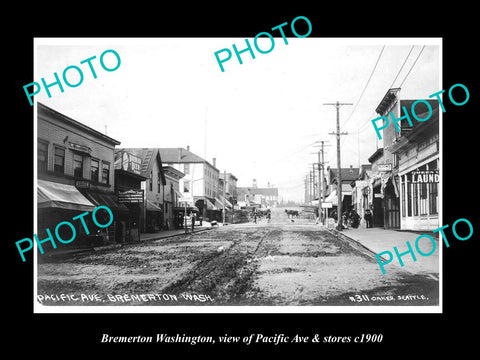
[
  {"left": 324, "top": 101, "right": 352, "bottom": 231},
  {"left": 313, "top": 141, "right": 329, "bottom": 225},
  {"left": 223, "top": 170, "right": 226, "bottom": 224}
]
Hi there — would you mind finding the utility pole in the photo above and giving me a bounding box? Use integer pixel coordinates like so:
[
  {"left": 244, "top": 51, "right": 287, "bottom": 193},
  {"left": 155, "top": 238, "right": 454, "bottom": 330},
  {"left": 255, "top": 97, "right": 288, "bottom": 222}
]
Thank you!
[
  {"left": 313, "top": 140, "right": 329, "bottom": 226},
  {"left": 324, "top": 101, "right": 352, "bottom": 231},
  {"left": 317, "top": 150, "right": 322, "bottom": 223},
  {"left": 223, "top": 170, "right": 226, "bottom": 224},
  {"left": 312, "top": 163, "right": 317, "bottom": 202}
]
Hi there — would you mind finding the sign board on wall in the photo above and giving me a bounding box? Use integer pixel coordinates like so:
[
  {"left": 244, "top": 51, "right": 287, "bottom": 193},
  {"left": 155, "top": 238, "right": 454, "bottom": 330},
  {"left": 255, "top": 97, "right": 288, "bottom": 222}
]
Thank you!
[{"left": 118, "top": 189, "right": 144, "bottom": 203}]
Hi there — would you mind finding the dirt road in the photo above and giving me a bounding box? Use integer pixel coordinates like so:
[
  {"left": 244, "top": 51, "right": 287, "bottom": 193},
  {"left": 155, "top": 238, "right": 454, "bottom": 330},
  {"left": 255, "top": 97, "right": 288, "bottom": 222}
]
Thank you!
[{"left": 37, "top": 215, "right": 438, "bottom": 307}]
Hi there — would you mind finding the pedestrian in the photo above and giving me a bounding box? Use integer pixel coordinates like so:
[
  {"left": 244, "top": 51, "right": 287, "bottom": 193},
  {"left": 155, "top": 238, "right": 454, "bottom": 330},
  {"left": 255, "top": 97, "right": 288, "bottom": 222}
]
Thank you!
[
  {"left": 191, "top": 212, "right": 196, "bottom": 233},
  {"left": 342, "top": 211, "right": 348, "bottom": 229},
  {"left": 266, "top": 210, "right": 271, "bottom": 223},
  {"left": 349, "top": 209, "right": 360, "bottom": 228},
  {"left": 364, "top": 208, "right": 372, "bottom": 228},
  {"left": 253, "top": 210, "right": 257, "bottom": 224}
]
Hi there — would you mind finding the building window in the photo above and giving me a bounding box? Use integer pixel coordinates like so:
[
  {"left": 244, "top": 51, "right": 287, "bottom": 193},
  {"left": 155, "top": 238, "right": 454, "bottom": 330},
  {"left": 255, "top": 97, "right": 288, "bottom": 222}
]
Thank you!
[
  {"left": 413, "top": 183, "right": 419, "bottom": 216},
  {"left": 401, "top": 179, "right": 406, "bottom": 217},
  {"left": 158, "top": 172, "right": 161, "bottom": 193},
  {"left": 149, "top": 171, "right": 153, "bottom": 191},
  {"left": 184, "top": 163, "right": 190, "bottom": 174},
  {"left": 429, "top": 182, "right": 438, "bottom": 215},
  {"left": 420, "top": 182, "right": 428, "bottom": 215},
  {"left": 101, "top": 162, "right": 110, "bottom": 185},
  {"left": 407, "top": 181, "right": 412, "bottom": 217},
  {"left": 54, "top": 147, "right": 65, "bottom": 174},
  {"left": 91, "top": 159, "right": 99, "bottom": 182},
  {"left": 73, "top": 153, "right": 84, "bottom": 178},
  {"left": 38, "top": 141, "right": 48, "bottom": 173},
  {"left": 429, "top": 160, "right": 438, "bottom": 215},
  {"left": 184, "top": 180, "right": 190, "bottom": 193}
]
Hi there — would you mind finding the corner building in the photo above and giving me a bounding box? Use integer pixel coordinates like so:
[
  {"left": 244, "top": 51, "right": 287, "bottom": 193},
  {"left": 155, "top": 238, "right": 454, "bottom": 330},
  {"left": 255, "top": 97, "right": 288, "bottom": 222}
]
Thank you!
[{"left": 37, "top": 102, "right": 126, "bottom": 250}]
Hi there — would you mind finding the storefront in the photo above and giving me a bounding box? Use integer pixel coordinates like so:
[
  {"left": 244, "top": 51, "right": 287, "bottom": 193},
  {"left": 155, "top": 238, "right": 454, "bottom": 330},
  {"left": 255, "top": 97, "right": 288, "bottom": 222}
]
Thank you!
[
  {"left": 37, "top": 179, "right": 97, "bottom": 250},
  {"left": 399, "top": 158, "right": 439, "bottom": 231},
  {"left": 145, "top": 200, "right": 163, "bottom": 232},
  {"left": 77, "top": 186, "right": 130, "bottom": 244}
]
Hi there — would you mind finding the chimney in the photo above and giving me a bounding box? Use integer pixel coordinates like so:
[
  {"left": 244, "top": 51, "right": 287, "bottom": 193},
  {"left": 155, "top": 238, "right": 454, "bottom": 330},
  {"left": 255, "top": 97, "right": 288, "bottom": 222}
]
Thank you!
[
  {"left": 212, "top": 157, "right": 216, "bottom": 168},
  {"left": 187, "top": 145, "right": 190, "bottom": 151}
]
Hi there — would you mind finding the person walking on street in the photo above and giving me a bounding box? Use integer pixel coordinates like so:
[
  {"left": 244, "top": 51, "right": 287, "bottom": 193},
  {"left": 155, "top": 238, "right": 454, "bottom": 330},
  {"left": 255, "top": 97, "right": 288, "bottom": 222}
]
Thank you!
[
  {"left": 364, "top": 208, "right": 372, "bottom": 228},
  {"left": 191, "top": 212, "right": 196, "bottom": 233}
]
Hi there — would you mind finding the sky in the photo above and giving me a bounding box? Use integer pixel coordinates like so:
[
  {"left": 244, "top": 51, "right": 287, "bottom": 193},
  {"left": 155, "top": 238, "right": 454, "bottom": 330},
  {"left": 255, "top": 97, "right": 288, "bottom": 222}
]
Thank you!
[{"left": 34, "top": 38, "right": 440, "bottom": 202}]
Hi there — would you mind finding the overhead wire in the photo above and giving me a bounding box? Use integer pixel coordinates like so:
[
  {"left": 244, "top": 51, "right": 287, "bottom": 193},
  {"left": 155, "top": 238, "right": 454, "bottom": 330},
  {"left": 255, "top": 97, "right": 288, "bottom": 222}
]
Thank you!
[
  {"left": 342, "top": 45, "right": 386, "bottom": 128},
  {"left": 346, "top": 45, "right": 420, "bottom": 136}
]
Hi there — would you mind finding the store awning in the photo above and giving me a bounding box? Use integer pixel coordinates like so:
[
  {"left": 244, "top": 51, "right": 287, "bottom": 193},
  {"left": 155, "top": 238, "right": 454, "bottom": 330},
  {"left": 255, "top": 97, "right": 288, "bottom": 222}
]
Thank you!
[
  {"left": 324, "top": 189, "right": 349, "bottom": 207},
  {"left": 215, "top": 197, "right": 225, "bottom": 208},
  {"left": 80, "top": 190, "right": 129, "bottom": 214},
  {"left": 205, "top": 198, "right": 218, "bottom": 210},
  {"left": 174, "top": 189, "right": 183, "bottom": 199},
  {"left": 325, "top": 190, "right": 338, "bottom": 206},
  {"left": 37, "top": 179, "right": 96, "bottom": 212},
  {"left": 146, "top": 199, "right": 162, "bottom": 212}
]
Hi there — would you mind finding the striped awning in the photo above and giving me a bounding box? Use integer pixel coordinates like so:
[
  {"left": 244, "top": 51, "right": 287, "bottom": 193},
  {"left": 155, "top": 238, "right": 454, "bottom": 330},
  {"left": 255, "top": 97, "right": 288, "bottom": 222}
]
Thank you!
[{"left": 37, "top": 179, "right": 96, "bottom": 212}]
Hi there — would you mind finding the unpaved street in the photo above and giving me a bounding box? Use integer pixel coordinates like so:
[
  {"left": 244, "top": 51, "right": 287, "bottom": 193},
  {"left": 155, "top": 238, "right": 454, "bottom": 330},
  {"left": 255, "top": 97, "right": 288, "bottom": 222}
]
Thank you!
[{"left": 37, "top": 213, "right": 439, "bottom": 307}]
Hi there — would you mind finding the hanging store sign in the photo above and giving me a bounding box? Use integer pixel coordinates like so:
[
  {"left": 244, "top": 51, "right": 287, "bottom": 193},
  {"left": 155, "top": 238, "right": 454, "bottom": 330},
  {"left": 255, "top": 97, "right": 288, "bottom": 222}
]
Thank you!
[
  {"left": 118, "top": 189, "right": 144, "bottom": 203},
  {"left": 122, "top": 151, "right": 142, "bottom": 175},
  {"left": 410, "top": 170, "right": 439, "bottom": 183},
  {"left": 377, "top": 163, "right": 392, "bottom": 172}
]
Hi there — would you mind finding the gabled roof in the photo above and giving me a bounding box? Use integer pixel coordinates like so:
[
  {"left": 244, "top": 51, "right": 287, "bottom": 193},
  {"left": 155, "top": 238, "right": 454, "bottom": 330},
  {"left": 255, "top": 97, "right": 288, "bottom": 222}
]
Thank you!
[
  {"left": 329, "top": 167, "right": 360, "bottom": 183},
  {"left": 158, "top": 148, "right": 207, "bottom": 164}
]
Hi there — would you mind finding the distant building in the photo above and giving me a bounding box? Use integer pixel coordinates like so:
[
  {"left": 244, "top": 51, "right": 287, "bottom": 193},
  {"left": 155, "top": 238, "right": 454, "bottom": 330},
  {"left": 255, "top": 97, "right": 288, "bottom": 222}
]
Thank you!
[
  {"left": 324, "top": 166, "right": 360, "bottom": 214},
  {"left": 350, "top": 164, "right": 372, "bottom": 225},
  {"left": 158, "top": 147, "right": 221, "bottom": 221},
  {"left": 237, "top": 180, "right": 279, "bottom": 208},
  {"left": 219, "top": 172, "right": 238, "bottom": 208}
]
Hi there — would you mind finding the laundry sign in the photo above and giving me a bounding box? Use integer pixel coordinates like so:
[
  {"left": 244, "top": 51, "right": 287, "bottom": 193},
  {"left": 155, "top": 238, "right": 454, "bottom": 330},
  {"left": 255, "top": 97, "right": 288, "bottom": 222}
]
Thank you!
[{"left": 410, "top": 170, "right": 439, "bottom": 183}]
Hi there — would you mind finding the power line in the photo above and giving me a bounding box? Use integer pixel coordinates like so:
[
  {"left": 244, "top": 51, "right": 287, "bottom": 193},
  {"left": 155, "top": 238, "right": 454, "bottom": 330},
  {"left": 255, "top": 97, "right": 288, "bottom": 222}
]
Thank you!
[
  {"left": 346, "top": 45, "right": 419, "bottom": 136},
  {"left": 388, "top": 45, "right": 415, "bottom": 89},
  {"left": 343, "top": 45, "right": 386, "bottom": 128},
  {"left": 398, "top": 45, "right": 426, "bottom": 88}
]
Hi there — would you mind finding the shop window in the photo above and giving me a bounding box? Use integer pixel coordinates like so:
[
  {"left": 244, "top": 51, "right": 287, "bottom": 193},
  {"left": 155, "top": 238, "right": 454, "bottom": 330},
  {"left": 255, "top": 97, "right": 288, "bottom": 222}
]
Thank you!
[
  {"left": 38, "top": 141, "right": 48, "bottom": 173},
  {"left": 401, "top": 180, "right": 406, "bottom": 217},
  {"left": 420, "top": 183, "right": 428, "bottom": 215},
  {"left": 54, "top": 147, "right": 65, "bottom": 174},
  {"left": 407, "top": 181, "right": 412, "bottom": 217},
  {"left": 73, "top": 153, "right": 84, "bottom": 178},
  {"left": 91, "top": 159, "right": 99, "bottom": 182},
  {"left": 413, "top": 183, "right": 419, "bottom": 216},
  {"left": 101, "top": 162, "right": 110, "bottom": 185},
  {"left": 429, "top": 182, "right": 438, "bottom": 215},
  {"left": 428, "top": 160, "right": 438, "bottom": 215}
]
